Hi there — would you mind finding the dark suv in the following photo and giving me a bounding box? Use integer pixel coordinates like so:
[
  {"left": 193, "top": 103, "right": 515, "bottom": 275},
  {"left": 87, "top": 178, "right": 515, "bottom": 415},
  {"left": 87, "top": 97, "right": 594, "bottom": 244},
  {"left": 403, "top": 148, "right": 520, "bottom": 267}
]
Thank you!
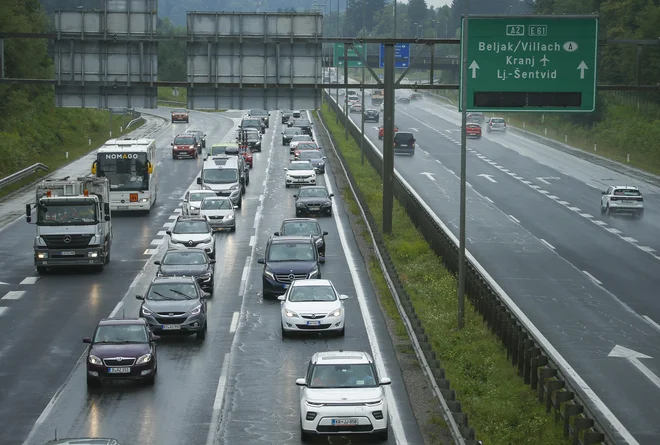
[
  {"left": 275, "top": 218, "right": 328, "bottom": 256},
  {"left": 248, "top": 109, "right": 270, "bottom": 128},
  {"left": 240, "top": 118, "right": 265, "bottom": 134},
  {"left": 257, "top": 235, "right": 325, "bottom": 299},
  {"left": 292, "top": 119, "right": 313, "bottom": 136},
  {"left": 393, "top": 132, "right": 415, "bottom": 155}
]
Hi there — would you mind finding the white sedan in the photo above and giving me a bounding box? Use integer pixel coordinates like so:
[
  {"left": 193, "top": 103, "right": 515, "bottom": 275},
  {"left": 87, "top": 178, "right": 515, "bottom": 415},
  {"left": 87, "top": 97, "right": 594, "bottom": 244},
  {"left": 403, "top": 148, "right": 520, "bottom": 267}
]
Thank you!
[
  {"left": 278, "top": 279, "right": 347, "bottom": 336},
  {"left": 285, "top": 161, "right": 317, "bottom": 188},
  {"left": 349, "top": 102, "right": 363, "bottom": 113}
]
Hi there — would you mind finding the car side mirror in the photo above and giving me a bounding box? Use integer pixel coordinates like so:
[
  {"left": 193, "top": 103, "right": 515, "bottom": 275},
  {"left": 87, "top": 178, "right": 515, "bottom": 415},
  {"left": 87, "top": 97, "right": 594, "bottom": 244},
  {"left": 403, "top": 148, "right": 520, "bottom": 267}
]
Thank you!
[
  {"left": 284, "top": 168, "right": 288, "bottom": 171},
  {"left": 82, "top": 337, "right": 92, "bottom": 344},
  {"left": 135, "top": 295, "right": 144, "bottom": 300},
  {"left": 295, "top": 378, "right": 307, "bottom": 387},
  {"left": 171, "top": 142, "right": 174, "bottom": 146},
  {"left": 277, "top": 295, "right": 286, "bottom": 301},
  {"left": 293, "top": 194, "right": 298, "bottom": 198},
  {"left": 322, "top": 156, "right": 327, "bottom": 160},
  {"left": 166, "top": 230, "right": 172, "bottom": 235},
  {"left": 319, "top": 255, "right": 326, "bottom": 264},
  {"left": 210, "top": 259, "right": 216, "bottom": 264},
  {"left": 274, "top": 231, "right": 280, "bottom": 236},
  {"left": 339, "top": 294, "right": 349, "bottom": 300},
  {"left": 601, "top": 191, "right": 607, "bottom": 195},
  {"left": 154, "top": 260, "right": 161, "bottom": 265},
  {"left": 233, "top": 205, "right": 239, "bottom": 209},
  {"left": 379, "top": 377, "right": 392, "bottom": 386},
  {"left": 323, "top": 231, "right": 328, "bottom": 235},
  {"left": 329, "top": 194, "right": 334, "bottom": 198},
  {"left": 257, "top": 258, "right": 265, "bottom": 264},
  {"left": 104, "top": 215, "right": 110, "bottom": 221},
  {"left": 151, "top": 333, "right": 161, "bottom": 341},
  {"left": 203, "top": 292, "right": 212, "bottom": 299}
]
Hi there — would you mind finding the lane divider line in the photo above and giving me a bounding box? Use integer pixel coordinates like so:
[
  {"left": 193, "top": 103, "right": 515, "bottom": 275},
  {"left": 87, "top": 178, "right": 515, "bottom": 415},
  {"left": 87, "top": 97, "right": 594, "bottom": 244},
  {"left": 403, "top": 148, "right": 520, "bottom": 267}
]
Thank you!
[
  {"left": 509, "top": 215, "right": 520, "bottom": 224},
  {"left": 229, "top": 312, "right": 239, "bottom": 334},
  {"left": 642, "top": 315, "right": 660, "bottom": 334},
  {"left": 20, "top": 277, "right": 40, "bottom": 285},
  {"left": 2, "top": 291, "right": 26, "bottom": 300},
  {"left": 540, "top": 239, "right": 556, "bottom": 250},
  {"left": 0, "top": 307, "right": 8, "bottom": 317},
  {"left": 583, "top": 270, "right": 603, "bottom": 285}
]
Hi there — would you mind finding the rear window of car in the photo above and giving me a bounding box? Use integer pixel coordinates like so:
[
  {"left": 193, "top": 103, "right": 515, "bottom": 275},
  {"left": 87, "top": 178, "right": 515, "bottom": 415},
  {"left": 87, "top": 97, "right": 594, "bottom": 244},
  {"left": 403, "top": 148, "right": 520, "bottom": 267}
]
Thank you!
[
  {"left": 491, "top": 118, "right": 505, "bottom": 123},
  {"left": 613, "top": 189, "right": 641, "bottom": 196},
  {"left": 394, "top": 133, "right": 414, "bottom": 142}
]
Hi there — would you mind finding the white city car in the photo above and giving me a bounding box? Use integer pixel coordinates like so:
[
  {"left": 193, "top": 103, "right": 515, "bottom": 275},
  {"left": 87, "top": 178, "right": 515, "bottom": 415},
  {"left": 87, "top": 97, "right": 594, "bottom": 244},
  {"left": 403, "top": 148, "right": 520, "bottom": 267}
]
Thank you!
[
  {"left": 600, "top": 185, "right": 644, "bottom": 218},
  {"left": 349, "top": 102, "right": 362, "bottom": 113},
  {"left": 183, "top": 190, "right": 217, "bottom": 216},
  {"left": 166, "top": 215, "right": 216, "bottom": 259},
  {"left": 296, "top": 351, "right": 391, "bottom": 442},
  {"left": 285, "top": 161, "right": 317, "bottom": 188},
  {"left": 198, "top": 196, "right": 237, "bottom": 232},
  {"left": 278, "top": 279, "right": 347, "bottom": 337}
]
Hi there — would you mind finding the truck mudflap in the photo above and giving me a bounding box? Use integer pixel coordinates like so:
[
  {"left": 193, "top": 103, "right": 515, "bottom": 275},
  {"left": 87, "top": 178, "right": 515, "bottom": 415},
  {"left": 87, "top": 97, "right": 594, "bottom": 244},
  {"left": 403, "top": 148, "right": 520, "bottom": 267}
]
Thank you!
[{"left": 34, "top": 248, "right": 105, "bottom": 266}]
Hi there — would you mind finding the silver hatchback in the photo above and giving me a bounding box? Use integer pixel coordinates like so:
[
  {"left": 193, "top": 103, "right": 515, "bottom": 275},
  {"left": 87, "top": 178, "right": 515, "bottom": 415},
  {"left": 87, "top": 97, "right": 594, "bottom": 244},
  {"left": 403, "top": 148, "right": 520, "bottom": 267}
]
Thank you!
[{"left": 487, "top": 117, "right": 507, "bottom": 133}]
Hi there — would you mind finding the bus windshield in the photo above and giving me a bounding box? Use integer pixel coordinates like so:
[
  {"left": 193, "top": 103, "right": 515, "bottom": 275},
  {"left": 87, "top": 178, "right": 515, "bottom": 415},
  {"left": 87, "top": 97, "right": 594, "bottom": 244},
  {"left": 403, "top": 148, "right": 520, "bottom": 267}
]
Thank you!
[{"left": 97, "top": 152, "right": 149, "bottom": 192}]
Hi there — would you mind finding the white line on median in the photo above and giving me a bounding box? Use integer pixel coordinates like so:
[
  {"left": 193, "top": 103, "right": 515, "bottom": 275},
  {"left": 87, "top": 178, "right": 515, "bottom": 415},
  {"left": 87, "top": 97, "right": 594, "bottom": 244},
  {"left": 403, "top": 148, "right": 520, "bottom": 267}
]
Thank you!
[
  {"left": 642, "top": 315, "right": 660, "bottom": 334},
  {"left": 582, "top": 270, "right": 603, "bottom": 285},
  {"left": 229, "top": 312, "right": 239, "bottom": 333},
  {"left": 540, "top": 239, "right": 555, "bottom": 250},
  {"left": 508, "top": 215, "right": 520, "bottom": 224},
  {"left": 205, "top": 353, "right": 230, "bottom": 445}
]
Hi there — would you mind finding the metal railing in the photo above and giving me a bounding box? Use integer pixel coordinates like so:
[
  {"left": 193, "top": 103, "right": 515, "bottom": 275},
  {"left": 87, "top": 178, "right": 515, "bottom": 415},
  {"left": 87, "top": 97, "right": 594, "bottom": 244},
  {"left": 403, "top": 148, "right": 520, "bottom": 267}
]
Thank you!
[
  {"left": 322, "top": 89, "right": 614, "bottom": 445},
  {"left": 0, "top": 163, "right": 49, "bottom": 191}
]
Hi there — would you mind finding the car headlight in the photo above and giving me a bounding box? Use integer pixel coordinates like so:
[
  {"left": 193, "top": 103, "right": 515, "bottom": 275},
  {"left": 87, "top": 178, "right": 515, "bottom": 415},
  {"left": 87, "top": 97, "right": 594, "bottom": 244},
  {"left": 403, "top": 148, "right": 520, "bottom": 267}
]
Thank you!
[
  {"left": 142, "top": 306, "right": 153, "bottom": 316},
  {"left": 199, "top": 272, "right": 212, "bottom": 279},
  {"left": 264, "top": 269, "right": 275, "bottom": 280},
  {"left": 201, "top": 237, "right": 213, "bottom": 244},
  {"left": 308, "top": 267, "right": 319, "bottom": 278},
  {"left": 365, "top": 400, "right": 383, "bottom": 407},
  {"left": 136, "top": 353, "right": 152, "bottom": 365},
  {"left": 230, "top": 185, "right": 239, "bottom": 191},
  {"left": 88, "top": 235, "right": 101, "bottom": 246},
  {"left": 88, "top": 355, "right": 102, "bottom": 365},
  {"left": 285, "top": 308, "right": 299, "bottom": 318},
  {"left": 322, "top": 201, "right": 331, "bottom": 207},
  {"left": 224, "top": 213, "right": 234, "bottom": 220},
  {"left": 331, "top": 308, "right": 342, "bottom": 317},
  {"left": 190, "top": 304, "right": 202, "bottom": 315},
  {"left": 318, "top": 161, "right": 325, "bottom": 166},
  {"left": 315, "top": 238, "right": 323, "bottom": 246},
  {"left": 306, "top": 401, "right": 324, "bottom": 408},
  {"left": 189, "top": 206, "right": 198, "bottom": 211},
  {"left": 296, "top": 202, "right": 305, "bottom": 208}
]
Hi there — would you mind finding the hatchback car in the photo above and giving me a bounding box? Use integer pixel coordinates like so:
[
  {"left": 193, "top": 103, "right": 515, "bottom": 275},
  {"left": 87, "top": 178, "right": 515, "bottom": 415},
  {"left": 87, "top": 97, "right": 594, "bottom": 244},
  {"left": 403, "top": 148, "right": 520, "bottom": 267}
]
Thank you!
[
  {"left": 285, "top": 161, "right": 317, "bottom": 188},
  {"left": 393, "top": 132, "right": 415, "bottom": 155},
  {"left": 291, "top": 118, "right": 313, "bottom": 136},
  {"left": 166, "top": 215, "right": 215, "bottom": 258},
  {"left": 294, "top": 186, "right": 333, "bottom": 217},
  {"left": 239, "top": 145, "right": 253, "bottom": 168},
  {"left": 364, "top": 109, "right": 379, "bottom": 122},
  {"left": 83, "top": 318, "right": 157, "bottom": 387},
  {"left": 279, "top": 279, "right": 348, "bottom": 337},
  {"left": 378, "top": 125, "right": 398, "bottom": 140},
  {"left": 248, "top": 109, "right": 269, "bottom": 127},
  {"left": 257, "top": 235, "right": 325, "bottom": 298},
  {"left": 296, "top": 351, "right": 391, "bottom": 442},
  {"left": 182, "top": 189, "right": 218, "bottom": 216},
  {"left": 467, "top": 112, "right": 486, "bottom": 125},
  {"left": 601, "top": 185, "right": 644, "bottom": 218},
  {"left": 349, "top": 102, "right": 363, "bottom": 113},
  {"left": 283, "top": 127, "right": 304, "bottom": 145},
  {"left": 240, "top": 117, "right": 265, "bottom": 134},
  {"left": 282, "top": 110, "right": 294, "bottom": 124},
  {"left": 296, "top": 150, "right": 326, "bottom": 173},
  {"left": 487, "top": 117, "right": 507, "bottom": 133},
  {"left": 171, "top": 134, "right": 199, "bottom": 159},
  {"left": 171, "top": 108, "right": 189, "bottom": 123},
  {"left": 290, "top": 135, "right": 315, "bottom": 153},
  {"left": 396, "top": 95, "right": 411, "bottom": 104},
  {"left": 136, "top": 276, "right": 209, "bottom": 340},
  {"left": 199, "top": 196, "right": 237, "bottom": 231},
  {"left": 466, "top": 123, "right": 482, "bottom": 139},
  {"left": 154, "top": 248, "right": 215, "bottom": 293},
  {"left": 275, "top": 218, "right": 328, "bottom": 256}
]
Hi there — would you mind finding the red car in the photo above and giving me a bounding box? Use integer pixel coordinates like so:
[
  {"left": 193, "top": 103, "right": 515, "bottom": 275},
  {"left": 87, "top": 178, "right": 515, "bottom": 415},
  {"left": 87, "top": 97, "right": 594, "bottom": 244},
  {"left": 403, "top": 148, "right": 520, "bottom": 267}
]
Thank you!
[
  {"left": 171, "top": 108, "right": 189, "bottom": 123},
  {"left": 378, "top": 125, "right": 399, "bottom": 140},
  {"left": 465, "top": 123, "right": 482, "bottom": 139},
  {"left": 239, "top": 145, "right": 253, "bottom": 168},
  {"left": 171, "top": 134, "right": 199, "bottom": 159},
  {"left": 293, "top": 142, "right": 320, "bottom": 159}
]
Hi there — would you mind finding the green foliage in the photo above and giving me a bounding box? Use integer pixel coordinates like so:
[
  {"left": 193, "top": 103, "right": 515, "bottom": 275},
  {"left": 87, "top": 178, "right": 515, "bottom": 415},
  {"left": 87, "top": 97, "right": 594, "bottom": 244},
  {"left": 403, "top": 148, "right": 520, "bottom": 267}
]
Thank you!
[
  {"left": 157, "top": 18, "right": 187, "bottom": 82},
  {"left": 319, "top": 103, "right": 571, "bottom": 445}
]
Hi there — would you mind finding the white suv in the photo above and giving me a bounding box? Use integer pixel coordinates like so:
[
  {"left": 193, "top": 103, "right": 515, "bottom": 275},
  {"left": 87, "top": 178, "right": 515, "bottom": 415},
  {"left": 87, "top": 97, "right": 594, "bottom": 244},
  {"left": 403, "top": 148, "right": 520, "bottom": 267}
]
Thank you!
[
  {"left": 166, "top": 215, "right": 216, "bottom": 258},
  {"left": 296, "top": 350, "right": 391, "bottom": 442},
  {"left": 601, "top": 185, "right": 644, "bottom": 218}
]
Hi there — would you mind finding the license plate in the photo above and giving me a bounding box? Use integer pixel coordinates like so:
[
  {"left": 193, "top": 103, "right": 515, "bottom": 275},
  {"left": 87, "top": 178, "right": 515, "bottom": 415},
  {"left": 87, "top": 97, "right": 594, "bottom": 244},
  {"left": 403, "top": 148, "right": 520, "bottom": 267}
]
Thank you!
[
  {"left": 331, "top": 418, "right": 358, "bottom": 426},
  {"left": 61, "top": 251, "right": 75, "bottom": 256},
  {"left": 108, "top": 367, "right": 131, "bottom": 373},
  {"left": 162, "top": 324, "right": 181, "bottom": 330},
  {"left": 306, "top": 320, "right": 321, "bottom": 326},
  {"left": 117, "top": 206, "right": 129, "bottom": 210},
  {"left": 400, "top": 144, "right": 408, "bottom": 147},
  {"left": 308, "top": 207, "right": 320, "bottom": 211}
]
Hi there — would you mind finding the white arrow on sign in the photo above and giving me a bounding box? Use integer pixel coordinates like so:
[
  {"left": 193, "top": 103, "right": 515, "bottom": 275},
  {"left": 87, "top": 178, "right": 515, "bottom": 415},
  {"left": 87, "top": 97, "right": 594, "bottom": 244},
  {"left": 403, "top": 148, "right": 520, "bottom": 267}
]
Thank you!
[
  {"left": 478, "top": 174, "right": 497, "bottom": 183},
  {"left": 469, "top": 60, "right": 480, "bottom": 79},
  {"left": 536, "top": 176, "right": 560, "bottom": 185},
  {"left": 577, "top": 61, "right": 588, "bottom": 79},
  {"left": 609, "top": 345, "right": 660, "bottom": 390},
  {"left": 420, "top": 172, "right": 436, "bottom": 181}
]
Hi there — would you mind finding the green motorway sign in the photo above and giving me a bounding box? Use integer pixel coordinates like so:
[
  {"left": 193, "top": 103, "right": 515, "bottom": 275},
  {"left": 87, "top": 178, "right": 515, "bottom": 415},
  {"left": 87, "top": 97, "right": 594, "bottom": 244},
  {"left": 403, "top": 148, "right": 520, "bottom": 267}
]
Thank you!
[
  {"left": 333, "top": 43, "right": 364, "bottom": 67},
  {"left": 459, "top": 16, "right": 599, "bottom": 112}
]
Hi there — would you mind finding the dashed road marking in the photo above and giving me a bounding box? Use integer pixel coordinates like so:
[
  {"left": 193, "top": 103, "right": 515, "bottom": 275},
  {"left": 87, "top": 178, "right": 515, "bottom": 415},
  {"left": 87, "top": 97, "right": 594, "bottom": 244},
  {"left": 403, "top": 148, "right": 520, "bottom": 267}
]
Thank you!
[
  {"left": 144, "top": 249, "right": 158, "bottom": 255},
  {"left": 2, "top": 291, "right": 25, "bottom": 300},
  {"left": 568, "top": 206, "right": 581, "bottom": 212},
  {"left": 540, "top": 239, "right": 555, "bottom": 250},
  {"left": 638, "top": 246, "right": 655, "bottom": 252},
  {"left": 229, "top": 312, "right": 239, "bottom": 333},
  {"left": 20, "top": 277, "right": 40, "bottom": 285},
  {"left": 579, "top": 213, "right": 593, "bottom": 218},
  {"left": 557, "top": 200, "right": 569, "bottom": 205},
  {"left": 157, "top": 231, "right": 167, "bottom": 236},
  {"left": 0, "top": 307, "right": 7, "bottom": 317},
  {"left": 539, "top": 189, "right": 550, "bottom": 194},
  {"left": 509, "top": 215, "right": 520, "bottom": 224},
  {"left": 622, "top": 237, "right": 638, "bottom": 243},
  {"left": 150, "top": 239, "right": 164, "bottom": 245},
  {"left": 249, "top": 235, "right": 256, "bottom": 247},
  {"left": 168, "top": 214, "right": 178, "bottom": 220},
  {"left": 607, "top": 228, "right": 622, "bottom": 234},
  {"left": 548, "top": 195, "right": 559, "bottom": 200}
]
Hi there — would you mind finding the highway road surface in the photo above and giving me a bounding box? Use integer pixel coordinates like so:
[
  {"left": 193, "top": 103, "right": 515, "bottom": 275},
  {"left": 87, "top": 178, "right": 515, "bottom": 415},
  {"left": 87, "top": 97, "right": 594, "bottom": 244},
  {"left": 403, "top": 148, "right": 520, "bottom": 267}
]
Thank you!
[
  {"left": 332, "top": 86, "right": 660, "bottom": 444},
  {"left": 0, "top": 108, "right": 424, "bottom": 445}
]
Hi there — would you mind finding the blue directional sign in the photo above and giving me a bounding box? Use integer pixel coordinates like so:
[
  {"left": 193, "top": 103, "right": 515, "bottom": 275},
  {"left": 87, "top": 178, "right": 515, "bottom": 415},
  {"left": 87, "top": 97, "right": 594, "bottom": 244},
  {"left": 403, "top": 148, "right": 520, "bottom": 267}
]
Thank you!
[{"left": 379, "top": 43, "right": 411, "bottom": 68}]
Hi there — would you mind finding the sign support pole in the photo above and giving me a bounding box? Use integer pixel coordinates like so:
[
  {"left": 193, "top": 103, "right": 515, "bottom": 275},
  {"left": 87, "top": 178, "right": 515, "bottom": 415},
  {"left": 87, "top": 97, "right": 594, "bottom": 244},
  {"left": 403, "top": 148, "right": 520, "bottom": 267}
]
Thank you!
[
  {"left": 458, "top": 4, "right": 469, "bottom": 330},
  {"left": 382, "top": 44, "right": 394, "bottom": 235},
  {"left": 344, "top": 45, "right": 349, "bottom": 140},
  {"left": 361, "top": 54, "right": 365, "bottom": 165}
]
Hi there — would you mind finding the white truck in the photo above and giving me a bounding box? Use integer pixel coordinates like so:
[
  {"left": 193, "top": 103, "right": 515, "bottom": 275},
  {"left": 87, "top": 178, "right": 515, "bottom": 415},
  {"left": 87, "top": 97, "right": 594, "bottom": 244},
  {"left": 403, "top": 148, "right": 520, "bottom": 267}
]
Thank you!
[{"left": 26, "top": 176, "right": 113, "bottom": 273}]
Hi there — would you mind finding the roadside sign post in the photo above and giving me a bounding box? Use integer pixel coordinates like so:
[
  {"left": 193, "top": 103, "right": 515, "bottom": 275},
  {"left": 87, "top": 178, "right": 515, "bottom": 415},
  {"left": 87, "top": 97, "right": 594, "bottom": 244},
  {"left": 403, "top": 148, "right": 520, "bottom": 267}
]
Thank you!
[
  {"left": 459, "top": 15, "right": 599, "bottom": 112},
  {"left": 379, "top": 43, "right": 411, "bottom": 68}
]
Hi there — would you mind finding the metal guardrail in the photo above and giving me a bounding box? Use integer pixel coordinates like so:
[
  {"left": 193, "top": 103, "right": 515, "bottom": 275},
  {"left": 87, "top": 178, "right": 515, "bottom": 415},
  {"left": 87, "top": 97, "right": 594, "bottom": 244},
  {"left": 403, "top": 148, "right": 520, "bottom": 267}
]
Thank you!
[
  {"left": 322, "top": 90, "right": 616, "bottom": 445},
  {"left": 158, "top": 100, "right": 186, "bottom": 107},
  {"left": 0, "top": 163, "right": 49, "bottom": 191}
]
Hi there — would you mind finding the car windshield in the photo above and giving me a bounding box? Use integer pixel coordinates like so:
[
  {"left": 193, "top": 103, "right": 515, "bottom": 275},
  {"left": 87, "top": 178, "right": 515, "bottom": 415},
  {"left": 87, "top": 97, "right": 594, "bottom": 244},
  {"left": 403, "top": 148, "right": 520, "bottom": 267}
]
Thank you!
[
  {"left": 283, "top": 221, "right": 321, "bottom": 236},
  {"left": 37, "top": 202, "right": 98, "bottom": 225},
  {"left": 203, "top": 168, "right": 238, "bottom": 184},
  {"left": 173, "top": 220, "right": 210, "bottom": 234},
  {"left": 201, "top": 198, "right": 233, "bottom": 210},
  {"left": 210, "top": 146, "right": 227, "bottom": 155},
  {"left": 299, "top": 188, "right": 328, "bottom": 198},
  {"left": 288, "top": 285, "right": 336, "bottom": 302},
  {"left": 297, "top": 144, "right": 318, "bottom": 151},
  {"left": 243, "top": 119, "right": 261, "bottom": 127},
  {"left": 309, "top": 364, "right": 378, "bottom": 389},
  {"left": 189, "top": 192, "right": 216, "bottom": 202},
  {"left": 162, "top": 250, "right": 208, "bottom": 265},
  {"left": 298, "top": 151, "right": 322, "bottom": 160},
  {"left": 288, "top": 162, "right": 314, "bottom": 171},
  {"left": 267, "top": 243, "right": 315, "bottom": 261},
  {"left": 93, "top": 324, "right": 148, "bottom": 344},
  {"left": 613, "top": 189, "right": 641, "bottom": 196},
  {"left": 491, "top": 118, "right": 505, "bottom": 123},
  {"left": 173, "top": 109, "right": 186, "bottom": 113},
  {"left": 147, "top": 282, "right": 198, "bottom": 301},
  {"left": 174, "top": 136, "right": 195, "bottom": 145}
]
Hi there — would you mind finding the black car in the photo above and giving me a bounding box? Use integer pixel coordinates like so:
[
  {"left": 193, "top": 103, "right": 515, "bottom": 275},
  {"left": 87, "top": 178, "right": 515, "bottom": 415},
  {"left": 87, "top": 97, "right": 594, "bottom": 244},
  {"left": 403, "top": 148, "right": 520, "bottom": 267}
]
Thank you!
[
  {"left": 394, "top": 132, "right": 415, "bottom": 155},
  {"left": 136, "top": 276, "right": 209, "bottom": 340},
  {"left": 396, "top": 95, "right": 411, "bottom": 104},
  {"left": 294, "top": 186, "right": 333, "bottom": 217},
  {"left": 154, "top": 248, "right": 215, "bottom": 294},
  {"left": 291, "top": 118, "right": 313, "bottom": 136},
  {"left": 241, "top": 118, "right": 265, "bottom": 134},
  {"left": 257, "top": 235, "right": 325, "bottom": 298},
  {"left": 242, "top": 131, "right": 262, "bottom": 152},
  {"left": 364, "top": 109, "right": 379, "bottom": 122},
  {"left": 282, "top": 110, "right": 293, "bottom": 124},
  {"left": 248, "top": 109, "right": 270, "bottom": 128},
  {"left": 82, "top": 318, "right": 157, "bottom": 387},
  {"left": 275, "top": 218, "right": 328, "bottom": 256},
  {"left": 282, "top": 126, "right": 303, "bottom": 145},
  {"left": 186, "top": 129, "right": 207, "bottom": 148},
  {"left": 296, "top": 150, "right": 326, "bottom": 173}
]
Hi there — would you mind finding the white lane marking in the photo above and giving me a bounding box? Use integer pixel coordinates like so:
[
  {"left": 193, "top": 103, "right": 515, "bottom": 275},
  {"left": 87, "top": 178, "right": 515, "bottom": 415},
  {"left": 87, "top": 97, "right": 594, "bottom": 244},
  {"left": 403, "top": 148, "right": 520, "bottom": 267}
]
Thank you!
[
  {"left": 539, "top": 189, "right": 550, "bottom": 194},
  {"left": 157, "top": 231, "right": 167, "bottom": 236},
  {"left": 173, "top": 208, "right": 182, "bottom": 213},
  {"left": 638, "top": 246, "right": 655, "bottom": 253},
  {"left": 150, "top": 238, "right": 164, "bottom": 245},
  {"left": 583, "top": 270, "right": 602, "bottom": 285},
  {"left": 447, "top": 169, "right": 455, "bottom": 175},
  {"left": 509, "top": 215, "right": 520, "bottom": 224},
  {"left": 259, "top": 194, "right": 264, "bottom": 202},
  {"left": 579, "top": 213, "right": 593, "bottom": 218},
  {"left": 622, "top": 237, "right": 638, "bottom": 243},
  {"left": 536, "top": 177, "right": 551, "bottom": 185},
  {"left": 163, "top": 222, "right": 174, "bottom": 229},
  {"left": 642, "top": 315, "right": 660, "bottom": 334},
  {"left": 20, "top": 277, "right": 40, "bottom": 285},
  {"left": 253, "top": 205, "right": 261, "bottom": 229},
  {"left": 110, "top": 301, "right": 124, "bottom": 318},
  {"left": 501, "top": 168, "right": 510, "bottom": 173},
  {"left": 521, "top": 180, "right": 532, "bottom": 185},
  {"left": 466, "top": 182, "right": 473, "bottom": 188},
  {"left": 0, "top": 307, "right": 7, "bottom": 317},
  {"left": 530, "top": 185, "right": 540, "bottom": 189},
  {"left": 143, "top": 249, "right": 158, "bottom": 255},
  {"left": 514, "top": 175, "right": 524, "bottom": 180},
  {"left": 540, "top": 239, "right": 555, "bottom": 250},
  {"left": 606, "top": 228, "right": 622, "bottom": 234},
  {"left": 205, "top": 353, "right": 230, "bottom": 445},
  {"left": 249, "top": 235, "right": 256, "bottom": 247},
  {"left": 568, "top": 206, "right": 581, "bottom": 212},
  {"left": 558, "top": 200, "right": 569, "bottom": 205},
  {"left": 586, "top": 182, "right": 600, "bottom": 189},
  {"left": 592, "top": 220, "right": 607, "bottom": 226},
  {"left": 168, "top": 214, "right": 178, "bottom": 220},
  {"left": 484, "top": 197, "right": 494, "bottom": 204},
  {"left": 548, "top": 195, "right": 559, "bottom": 200},
  {"left": 2, "top": 291, "right": 25, "bottom": 300},
  {"left": 229, "top": 312, "right": 239, "bottom": 334}
]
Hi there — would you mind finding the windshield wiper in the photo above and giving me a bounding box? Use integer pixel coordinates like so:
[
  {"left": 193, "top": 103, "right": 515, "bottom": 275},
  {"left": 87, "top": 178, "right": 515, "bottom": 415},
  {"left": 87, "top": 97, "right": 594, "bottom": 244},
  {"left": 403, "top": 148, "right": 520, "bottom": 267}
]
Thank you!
[
  {"left": 151, "top": 291, "right": 177, "bottom": 301},
  {"left": 169, "top": 289, "right": 194, "bottom": 299}
]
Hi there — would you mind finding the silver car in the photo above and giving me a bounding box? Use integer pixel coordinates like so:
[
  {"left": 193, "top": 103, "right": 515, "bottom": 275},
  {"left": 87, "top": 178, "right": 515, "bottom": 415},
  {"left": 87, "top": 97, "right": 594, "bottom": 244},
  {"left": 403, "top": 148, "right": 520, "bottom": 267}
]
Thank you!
[
  {"left": 166, "top": 215, "right": 216, "bottom": 259},
  {"left": 199, "top": 196, "right": 237, "bottom": 232},
  {"left": 486, "top": 117, "right": 507, "bottom": 133},
  {"left": 183, "top": 190, "right": 218, "bottom": 216}
]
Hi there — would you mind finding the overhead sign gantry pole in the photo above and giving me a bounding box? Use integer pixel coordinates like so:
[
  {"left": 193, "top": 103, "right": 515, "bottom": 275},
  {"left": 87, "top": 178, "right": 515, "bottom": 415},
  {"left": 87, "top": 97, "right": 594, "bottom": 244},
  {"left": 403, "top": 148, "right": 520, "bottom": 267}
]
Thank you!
[{"left": 382, "top": 43, "right": 395, "bottom": 234}]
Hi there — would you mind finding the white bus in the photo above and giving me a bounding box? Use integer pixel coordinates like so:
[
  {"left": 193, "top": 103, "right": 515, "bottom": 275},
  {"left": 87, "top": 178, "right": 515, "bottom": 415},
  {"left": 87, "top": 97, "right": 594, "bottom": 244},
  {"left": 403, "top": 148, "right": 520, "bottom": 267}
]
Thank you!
[{"left": 91, "top": 137, "right": 158, "bottom": 212}]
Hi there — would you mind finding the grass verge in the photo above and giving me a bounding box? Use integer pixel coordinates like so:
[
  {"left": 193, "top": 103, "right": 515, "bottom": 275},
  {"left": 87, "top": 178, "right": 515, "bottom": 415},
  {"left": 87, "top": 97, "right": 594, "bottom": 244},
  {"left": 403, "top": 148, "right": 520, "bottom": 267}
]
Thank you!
[
  {"left": 318, "top": 102, "right": 570, "bottom": 445},
  {"left": 0, "top": 114, "right": 144, "bottom": 200},
  {"left": 157, "top": 86, "right": 187, "bottom": 106}
]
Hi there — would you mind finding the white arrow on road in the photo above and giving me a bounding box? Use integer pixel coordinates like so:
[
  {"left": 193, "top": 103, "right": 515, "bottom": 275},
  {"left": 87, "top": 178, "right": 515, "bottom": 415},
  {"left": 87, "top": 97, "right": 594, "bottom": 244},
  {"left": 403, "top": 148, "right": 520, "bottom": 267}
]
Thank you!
[
  {"left": 469, "top": 60, "right": 480, "bottom": 79},
  {"left": 420, "top": 172, "right": 436, "bottom": 181},
  {"left": 578, "top": 61, "right": 588, "bottom": 79},
  {"left": 609, "top": 345, "right": 660, "bottom": 390},
  {"left": 410, "top": 128, "right": 419, "bottom": 132},
  {"left": 478, "top": 174, "right": 497, "bottom": 183},
  {"left": 536, "top": 176, "right": 560, "bottom": 185}
]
